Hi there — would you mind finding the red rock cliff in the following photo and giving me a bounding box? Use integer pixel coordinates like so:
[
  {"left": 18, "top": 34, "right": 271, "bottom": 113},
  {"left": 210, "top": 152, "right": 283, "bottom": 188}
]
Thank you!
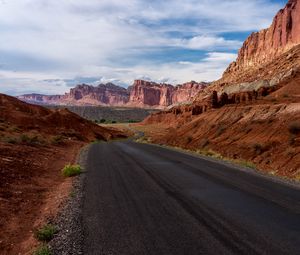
[
  {"left": 128, "top": 80, "right": 207, "bottom": 108},
  {"left": 18, "top": 81, "right": 207, "bottom": 108},
  {"left": 224, "top": 0, "right": 300, "bottom": 78}
]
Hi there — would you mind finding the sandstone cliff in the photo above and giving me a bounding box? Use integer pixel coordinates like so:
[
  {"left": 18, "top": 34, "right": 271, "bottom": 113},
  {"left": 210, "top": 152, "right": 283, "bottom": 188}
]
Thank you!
[
  {"left": 18, "top": 81, "right": 207, "bottom": 108},
  {"left": 129, "top": 80, "right": 206, "bottom": 108},
  {"left": 221, "top": 0, "right": 300, "bottom": 86}
]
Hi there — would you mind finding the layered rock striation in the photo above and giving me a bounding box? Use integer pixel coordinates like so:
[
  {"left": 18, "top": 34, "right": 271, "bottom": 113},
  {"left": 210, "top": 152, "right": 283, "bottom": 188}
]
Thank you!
[
  {"left": 221, "top": 0, "right": 300, "bottom": 85},
  {"left": 129, "top": 80, "right": 206, "bottom": 108},
  {"left": 18, "top": 81, "right": 207, "bottom": 108}
]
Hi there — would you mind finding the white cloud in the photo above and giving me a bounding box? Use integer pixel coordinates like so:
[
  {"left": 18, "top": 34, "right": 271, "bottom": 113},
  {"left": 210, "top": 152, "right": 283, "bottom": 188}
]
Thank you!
[
  {"left": 0, "top": 0, "right": 285, "bottom": 95},
  {"left": 175, "top": 36, "right": 242, "bottom": 50}
]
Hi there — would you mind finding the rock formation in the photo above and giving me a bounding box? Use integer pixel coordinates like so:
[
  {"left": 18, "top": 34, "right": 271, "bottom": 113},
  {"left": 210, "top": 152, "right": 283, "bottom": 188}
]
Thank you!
[
  {"left": 18, "top": 81, "right": 207, "bottom": 109},
  {"left": 221, "top": 0, "right": 300, "bottom": 85},
  {"left": 224, "top": 0, "right": 300, "bottom": 75},
  {"left": 129, "top": 80, "right": 206, "bottom": 108},
  {"left": 194, "top": 0, "right": 300, "bottom": 102}
]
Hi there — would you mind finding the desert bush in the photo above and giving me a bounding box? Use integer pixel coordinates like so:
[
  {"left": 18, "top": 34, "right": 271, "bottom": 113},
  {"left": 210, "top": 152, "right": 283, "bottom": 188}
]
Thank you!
[
  {"left": 62, "top": 130, "right": 85, "bottom": 141},
  {"left": 20, "top": 134, "right": 44, "bottom": 145},
  {"left": 35, "top": 224, "right": 57, "bottom": 242},
  {"left": 198, "top": 149, "right": 223, "bottom": 159},
  {"left": 288, "top": 122, "right": 300, "bottom": 135},
  {"left": 51, "top": 135, "right": 65, "bottom": 145},
  {"left": 5, "top": 137, "right": 17, "bottom": 144},
  {"left": 128, "top": 119, "right": 139, "bottom": 123},
  {"left": 238, "top": 160, "right": 256, "bottom": 169},
  {"left": 33, "top": 245, "right": 52, "bottom": 255},
  {"left": 100, "top": 118, "right": 106, "bottom": 123},
  {"left": 62, "top": 164, "right": 82, "bottom": 177}
]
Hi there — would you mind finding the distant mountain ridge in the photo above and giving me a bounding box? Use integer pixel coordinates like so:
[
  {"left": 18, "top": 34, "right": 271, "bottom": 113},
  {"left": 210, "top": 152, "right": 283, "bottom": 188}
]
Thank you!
[{"left": 18, "top": 80, "right": 207, "bottom": 109}]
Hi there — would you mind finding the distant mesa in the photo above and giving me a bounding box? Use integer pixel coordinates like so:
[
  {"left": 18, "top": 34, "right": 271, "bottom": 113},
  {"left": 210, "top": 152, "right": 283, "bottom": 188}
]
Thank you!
[{"left": 17, "top": 80, "right": 208, "bottom": 109}]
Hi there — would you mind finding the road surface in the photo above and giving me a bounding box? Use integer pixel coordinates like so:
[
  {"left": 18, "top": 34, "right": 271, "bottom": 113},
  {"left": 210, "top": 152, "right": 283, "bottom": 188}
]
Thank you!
[{"left": 82, "top": 141, "right": 300, "bottom": 255}]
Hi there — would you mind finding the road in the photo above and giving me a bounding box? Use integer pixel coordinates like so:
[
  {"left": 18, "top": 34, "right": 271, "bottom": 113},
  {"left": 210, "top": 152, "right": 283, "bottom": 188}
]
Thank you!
[{"left": 82, "top": 141, "right": 300, "bottom": 255}]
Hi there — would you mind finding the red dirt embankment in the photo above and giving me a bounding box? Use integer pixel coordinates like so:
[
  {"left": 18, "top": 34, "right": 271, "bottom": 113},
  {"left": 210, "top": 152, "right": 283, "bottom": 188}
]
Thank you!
[
  {"left": 0, "top": 94, "right": 126, "bottom": 254},
  {"left": 142, "top": 77, "right": 300, "bottom": 179}
]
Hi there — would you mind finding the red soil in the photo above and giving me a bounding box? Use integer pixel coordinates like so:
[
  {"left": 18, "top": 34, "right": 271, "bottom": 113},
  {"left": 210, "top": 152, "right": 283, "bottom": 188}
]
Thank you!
[
  {"left": 141, "top": 77, "right": 300, "bottom": 179},
  {"left": 0, "top": 94, "right": 126, "bottom": 254}
]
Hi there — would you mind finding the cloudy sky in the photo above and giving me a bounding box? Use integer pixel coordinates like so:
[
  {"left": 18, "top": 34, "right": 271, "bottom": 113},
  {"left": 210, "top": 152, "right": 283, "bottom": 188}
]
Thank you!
[{"left": 0, "top": 0, "right": 286, "bottom": 95}]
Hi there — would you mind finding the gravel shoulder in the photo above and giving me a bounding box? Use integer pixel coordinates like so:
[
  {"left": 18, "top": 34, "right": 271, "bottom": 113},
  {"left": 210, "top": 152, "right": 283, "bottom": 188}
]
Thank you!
[{"left": 48, "top": 145, "right": 90, "bottom": 255}]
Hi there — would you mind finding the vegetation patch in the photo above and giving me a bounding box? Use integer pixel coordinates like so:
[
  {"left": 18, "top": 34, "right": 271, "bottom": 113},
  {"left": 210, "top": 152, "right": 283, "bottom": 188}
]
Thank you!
[
  {"left": 4, "top": 137, "right": 17, "bottom": 144},
  {"left": 197, "top": 149, "right": 223, "bottom": 159},
  {"left": 35, "top": 224, "right": 57, "bottom": 242},
  {"left": 20, "top": 134, "right": 45, "bottom": 146},
  {"left": 62, "top": 164, "right": 82, "bottom": 177},
  {"left": 33, "top": 245, "right": 52, "bottom": 255},
  {"left": 51, "top": 135, "right": 65, "bottom": 145},
  {"left": 236, "top": 160, "right": 256, "bottom": 169}
]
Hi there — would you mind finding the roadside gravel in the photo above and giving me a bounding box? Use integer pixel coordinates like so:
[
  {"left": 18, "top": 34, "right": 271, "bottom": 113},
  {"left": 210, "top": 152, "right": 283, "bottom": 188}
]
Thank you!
[{"left": 48, "top": 145, "right": 90, "bottom": 255}]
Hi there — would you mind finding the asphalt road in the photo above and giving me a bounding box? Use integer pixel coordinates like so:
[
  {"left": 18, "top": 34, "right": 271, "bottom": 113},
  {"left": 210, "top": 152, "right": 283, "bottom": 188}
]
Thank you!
[{"left": 82, "top": 141, "right": 300, "bottom": 255}]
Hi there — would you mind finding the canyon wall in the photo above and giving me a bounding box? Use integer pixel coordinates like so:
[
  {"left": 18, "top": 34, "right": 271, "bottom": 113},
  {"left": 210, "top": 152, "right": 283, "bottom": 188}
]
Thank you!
[
  {"left": 224, "top": 0, "right": 300, "bottom": 79},
  {"left": 129, "top": 80, "right": 206, "bottom": 108},
  {"left": 18, "top": 81, "right": 207, "bottom": 108}
]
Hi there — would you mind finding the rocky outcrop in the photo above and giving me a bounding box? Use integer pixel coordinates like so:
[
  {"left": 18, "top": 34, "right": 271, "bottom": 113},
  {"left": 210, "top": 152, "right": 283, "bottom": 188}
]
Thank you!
[
  {"left": 66, "top": 83, "right": 130, "bottom": 106},
  {"left": 17, "top": 94, "right": 63, "bottom": 104},
  {"left": 194, "top": 0, "right": 300, "bottom": 102},
  {"left": 224, "top": 0, "right": 300, "bottom": 77},
  {"left": 18, "top": 81, "right": 207, "bottom": 108},
  {"left": 129, "top": 80, "right": 206, "bottom": 108}
]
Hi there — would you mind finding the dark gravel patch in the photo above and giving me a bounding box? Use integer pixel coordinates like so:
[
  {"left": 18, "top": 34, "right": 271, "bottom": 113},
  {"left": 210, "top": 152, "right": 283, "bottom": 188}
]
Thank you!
[{"left": 48, "top": 145, "right": 89, "bottom": 255}]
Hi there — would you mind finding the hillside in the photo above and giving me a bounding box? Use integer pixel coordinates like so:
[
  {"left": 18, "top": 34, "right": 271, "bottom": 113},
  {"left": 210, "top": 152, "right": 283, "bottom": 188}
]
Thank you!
[
  {"left": 0, "top": 94, "right": 126, "bottom": 254},
  {"left": 140, "top": 0, "right": 300, "bottom": 179}
]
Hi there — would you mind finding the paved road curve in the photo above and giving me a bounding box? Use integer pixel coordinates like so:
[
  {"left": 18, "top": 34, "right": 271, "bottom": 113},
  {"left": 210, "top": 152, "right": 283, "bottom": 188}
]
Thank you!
[{"left": 82, "top": 141, "right": 300, "bottom": 255}]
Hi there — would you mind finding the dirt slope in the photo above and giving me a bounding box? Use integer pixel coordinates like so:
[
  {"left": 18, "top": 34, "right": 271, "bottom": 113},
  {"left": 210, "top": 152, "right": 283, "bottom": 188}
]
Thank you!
[
  {"left": 0, "top": 93, "right": 126, "bottom": 254},
  {"left": 142, "top": 76, "right": 300, "bottom": 179}
]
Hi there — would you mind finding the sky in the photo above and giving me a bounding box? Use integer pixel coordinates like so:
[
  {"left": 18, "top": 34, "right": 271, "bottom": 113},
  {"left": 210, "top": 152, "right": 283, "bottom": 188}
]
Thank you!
[{"left": 0, "top": 0, "right": 287, "bottom": 95}]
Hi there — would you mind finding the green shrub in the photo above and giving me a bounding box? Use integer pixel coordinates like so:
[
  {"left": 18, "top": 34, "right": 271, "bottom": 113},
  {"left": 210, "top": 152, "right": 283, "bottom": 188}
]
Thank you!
[
  {"left": 100, "top": 118, "right": 106, "bottom": 123},
  {"left": 5, "top": 137, "right": 17, "bottom": 144},
  {"left": 33, "top": 245, "right": 52, "bottom": 255},
  {"left": 51, "top": 135, "right": 64, "bottom": 145},
  {"left": 62, "top": 164, "right": 82, "bottom": 177},
  {"left": 20, "top": 134, "right": 44, "bottom": 145},
  {"left": 238, "top": 160, "right": 256, "bottom": 169},
  {"left": 35, "top": 224, "right": 57, "bottom": 242}
]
